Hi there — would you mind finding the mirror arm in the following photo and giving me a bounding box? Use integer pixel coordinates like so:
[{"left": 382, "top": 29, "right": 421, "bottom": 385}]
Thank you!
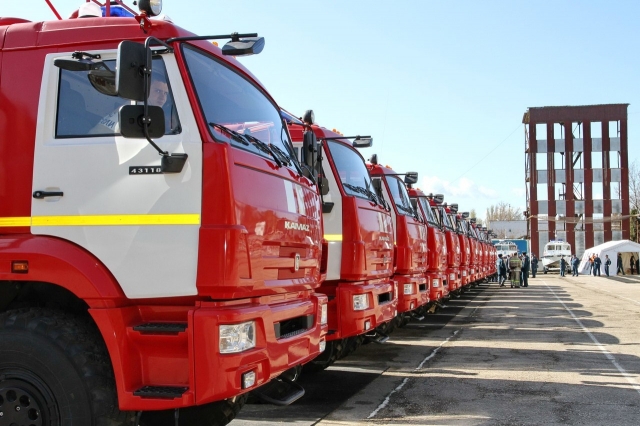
[
  {"left": 166, "top": 33, "right": 258, "bottom": 43},
  {"left": 140, "top": 36, "right": 187, "bottom": 173}
]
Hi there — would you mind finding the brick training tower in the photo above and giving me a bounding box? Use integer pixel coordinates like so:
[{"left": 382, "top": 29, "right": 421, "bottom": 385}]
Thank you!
[{"left": 523, "top": 104, "right": 629, "bottom": 258}]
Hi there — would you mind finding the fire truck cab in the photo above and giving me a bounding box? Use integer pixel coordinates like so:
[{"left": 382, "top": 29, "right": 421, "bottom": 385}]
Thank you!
[
  {"left": 367, "top": 158, "right": 429, "bottom": 326},
  {"left": 284, "top": 110, "right": 397, "bottom": 371},
  {"left": 0, "top": 2, "right": 327, "bottom": 425}
]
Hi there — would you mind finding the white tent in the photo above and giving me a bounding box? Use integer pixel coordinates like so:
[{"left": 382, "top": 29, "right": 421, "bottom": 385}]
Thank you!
[{"left": 578, "top": 240, "right": 640, "bottom": 275}]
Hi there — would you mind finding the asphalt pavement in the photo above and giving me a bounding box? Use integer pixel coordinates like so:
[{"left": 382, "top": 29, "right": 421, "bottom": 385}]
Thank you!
[{"left": 235, "top": 274, "right": 640, "bottom": 426}]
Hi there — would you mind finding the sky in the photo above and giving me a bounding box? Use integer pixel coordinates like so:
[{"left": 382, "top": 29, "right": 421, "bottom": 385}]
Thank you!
[{"left": 5, "top": 1, "right": 640, "bottom": 221}]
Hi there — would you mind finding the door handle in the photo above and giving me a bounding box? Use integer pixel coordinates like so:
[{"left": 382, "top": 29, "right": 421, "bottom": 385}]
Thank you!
[{"left": 33, "top": 191, "right": 64, "bottom": 199}]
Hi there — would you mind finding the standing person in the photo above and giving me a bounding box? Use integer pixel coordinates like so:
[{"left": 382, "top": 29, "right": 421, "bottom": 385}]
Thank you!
[
  {"left": 589, "top": 254, "right": 595, "bottom": 275},
  {"left": 604, "top": 255, "right": 611, "bottom": 277},
  {"left": 531, "top": 254, "right": 538, "bottom": 278},
  {"left": 630, "top": 254, "right": 636, "bottom": 275},
  {"left": 520, "top": 252, "right": 530, "bottom": 287},
  {"left": 498, "top": 254, "right": 507, "bottom": 287},
  {"left": 617, "top": 253, "right": 625, "bottom": 275},
  {"left": 572, "top": 255, "right": 580, "bottom": 277},
  {"left": 593, "top": 254, "right": 602, "bottom": 276},
  {"left": 560, "top": 256, "right": 567, "bottom": 277},
  {"left": 509, "top": 253, "right": 522, "bottom": 288}
]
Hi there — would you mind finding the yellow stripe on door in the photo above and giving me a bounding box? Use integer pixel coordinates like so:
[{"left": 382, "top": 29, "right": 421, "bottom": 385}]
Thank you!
[{"left": 0, "top": 214, "right": 200, "bottom": 227}]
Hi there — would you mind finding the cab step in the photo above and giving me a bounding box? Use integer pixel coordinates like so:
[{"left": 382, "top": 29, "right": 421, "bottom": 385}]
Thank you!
[
  {"left": 250, "top": 377, "right": 305, "bottom": 406},
  {"left": 132, "top": 322, "right": 187, "bottom": 334},
  {"left": 133, "top": 386, "right": 189, "bottom": 399}
]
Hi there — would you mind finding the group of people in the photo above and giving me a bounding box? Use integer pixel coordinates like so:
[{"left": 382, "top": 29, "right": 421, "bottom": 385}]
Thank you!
[
  {"left": 496, "top": 252, "right": 534, "bottom": 288},
  {"left": 558, "top": 252, "right": 633, "bottom": 277},
  {"left": 493, "top": 249, "right": 640, "bottom": 283}
]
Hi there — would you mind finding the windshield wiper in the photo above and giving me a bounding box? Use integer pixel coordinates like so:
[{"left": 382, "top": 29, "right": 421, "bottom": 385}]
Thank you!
[
  {"left": 209, "top": 122, "right": 285, "bottom": 168},
  {"left": 343, "top": 182, "right": 389, "bottom": 209},
  {"left": 240, "top": 133, "right": 284, "bottom": 168},
  {"left": 208, "top": 122, "right": 250, "bottom": 146}
]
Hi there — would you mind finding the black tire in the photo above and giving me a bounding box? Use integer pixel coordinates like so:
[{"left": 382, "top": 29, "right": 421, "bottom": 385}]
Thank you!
[
  {"left": 338, "top": 335, "right": 365, "bottom": 359},
  {"left": 0, "top": 308, "right": 134, "bottom": 426},
  {"left": 140, "top": 394, "right": 248, "bottom": 426},
  {"left": 302, "top": 339, "right": 343, "bottom": 373}
]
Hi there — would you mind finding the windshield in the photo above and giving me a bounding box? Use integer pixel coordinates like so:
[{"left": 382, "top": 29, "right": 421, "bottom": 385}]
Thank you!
[
  {"left": 418, "top": 198, "right": 439, "bottom": 226},
  {"left": 439, "top": 207, "right": 455, "bottom": 231},
  {"left": 183, "top": 45, "right": 295, "bottom": 166},
  {"left": 387, "top": 176, "right": 417, "bottom": 218},
  {"left": 327, "top": 140, "right": 374, "bottom": 199}
]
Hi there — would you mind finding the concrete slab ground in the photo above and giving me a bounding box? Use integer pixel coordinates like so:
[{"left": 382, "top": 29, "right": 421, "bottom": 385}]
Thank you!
[{"left": 237, "top": 276, "right": 640, "bottom": 425}]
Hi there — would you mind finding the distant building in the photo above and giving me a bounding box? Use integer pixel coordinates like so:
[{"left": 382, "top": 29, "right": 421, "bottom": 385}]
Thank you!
[
  {"left": 489, "top": 220, "right": 527, "bottom": 239},
  {"left": 523, "top": 104, "right": 630, "bottom": 258}
]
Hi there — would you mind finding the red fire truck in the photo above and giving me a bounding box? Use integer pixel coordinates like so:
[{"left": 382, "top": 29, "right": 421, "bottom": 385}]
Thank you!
[
  {"left": 453, "top": 211, "right": 473, "bottom": 292},
  {"left": 367, "top": 158, "right": 429, "bottom": 326},
  {"left": 408, "top": 190, "right": 448, "bottom": 310},
  {"left": 0, "top": 2, "right": 327, "bottom": 425},
  {"left": 284, "top": 110, "right": 397, "bottom": 370}
]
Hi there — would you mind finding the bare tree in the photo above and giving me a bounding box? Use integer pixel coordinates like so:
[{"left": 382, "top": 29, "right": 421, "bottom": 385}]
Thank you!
[
  {"left": 629, "top": 160, "right": 640, "bottom": 242},
  {"left": 469, "top": 209, "right": 483, "bottom": 227},
  {"left": 485, "top": 202, "right": 522, "bottom": 222}
]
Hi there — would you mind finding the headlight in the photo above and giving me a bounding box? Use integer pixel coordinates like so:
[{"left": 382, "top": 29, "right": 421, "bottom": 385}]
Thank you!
[
  {"left": 320, "top": 303, "right": 328, "bottom": 325},
  {"left": 432, "top": 279, "right": 439, "bottom": 287},
  {"left": 462, "top": 271, "right": 467, "bottom": 277},
  {"left": 403, "top": 283, "right": 414, "bottom": 295},
  {"left": 319, "top": 339, "right": 326, "bottom": 352},
  {"left": 219, "top": 321, "right": 256, "bottom": 354},
  {"left": 450, "top": 273, "right": 455, "bottom": 280},
  {"left": 353, "top": 294, "right": 370, "bottom": 311}
]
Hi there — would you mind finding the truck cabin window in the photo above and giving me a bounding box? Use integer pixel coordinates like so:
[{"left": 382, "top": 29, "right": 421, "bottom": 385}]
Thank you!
[
  {"left": 387, "top": 176, "right": 417, "bottom": 218},
  {"left": 326, "top": 141, "right": 374, "bottom": 200},
  {"left": 182, "top": 45, "right": 296, "bottom": 168},
  {"left": 56, "top": 58, "right": 181, "bottom": 138}
]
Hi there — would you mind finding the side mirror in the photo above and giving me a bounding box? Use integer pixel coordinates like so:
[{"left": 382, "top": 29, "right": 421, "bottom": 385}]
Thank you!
[
  {"left": 54, "top": 59, "right": 98, "bottom": 71},
  {"left": 352, "top": 137, "right": 373, "bottom": 148},
  {"left": 119, "top": 105, "right": 165, "bottom": 139},
  {"left": 404, "top": 171, "right": 418, "bottom": 185},
  {"left": 302, "top": 129, "right": 318, "bottom": 181},
  {"left": 222, "top": 37, "right": 265, "bottom": 56},
  {"left": 369, "top": 153, "right": 378, "bottom": 165},
  {"left": 372, "top": 177, "right": 384, "bottom": 199},
  {"left": 433, "top": 193, "right": 444, "bottom": 204},
  {"left": 116, "top": 40, "right": 150, "bottom": 102},
  {"left": 462, "top": 212, "right": 470, "bottom": 219},
  {"left": 318, "top": 176, "right": 329, "bottom": 196}
]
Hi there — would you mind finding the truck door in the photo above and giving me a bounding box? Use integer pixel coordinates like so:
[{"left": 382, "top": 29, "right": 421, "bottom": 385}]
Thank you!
[{"left": 31, "top": 51, "right": 202, "bottom": 299}]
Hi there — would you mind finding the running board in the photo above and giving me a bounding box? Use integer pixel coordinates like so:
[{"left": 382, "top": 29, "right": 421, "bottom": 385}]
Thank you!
[
  {"left": 133, "top": 386, "right": 188, "bottom": 399},
  {"left": 410, "top": 312, "right": 425, "bottom": 321},
  {"left": 250, "top": 377, "right": 305, "bottom": 406},
  {"left": 365, "top": 331, "right": 389, "bottom": 344}
]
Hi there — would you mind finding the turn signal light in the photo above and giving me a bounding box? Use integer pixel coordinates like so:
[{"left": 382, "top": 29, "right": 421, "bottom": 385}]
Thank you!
[{"left": 12, "top": 261, "right": 28, "bottom": 274}]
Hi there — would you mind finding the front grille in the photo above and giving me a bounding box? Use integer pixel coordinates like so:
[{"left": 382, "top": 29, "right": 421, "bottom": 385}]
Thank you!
[
  {"left": 378, "top": 291, "right": 392, "bottom": 304},
  {"left": 274, "top": 314, "right": 314, "bottom": 339}
]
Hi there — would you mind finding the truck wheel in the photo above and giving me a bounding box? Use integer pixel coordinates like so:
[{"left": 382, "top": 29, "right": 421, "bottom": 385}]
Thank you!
[
  {"left": 302, "top": 339, "right": 342, "bottom": 373},
  {"left": 0, "top": 308, "right": 134, "bottom": 426},
  {"left": 338, "top": 335, "right": 364, "bottom": 359},
  {"left": 140, "top": 394, "right": 248, "bottom": 426}
]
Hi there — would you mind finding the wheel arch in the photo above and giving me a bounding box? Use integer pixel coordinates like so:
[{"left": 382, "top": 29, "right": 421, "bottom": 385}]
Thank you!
[{"left": 0, "top": 234, "right": 127, "bottom": 310}]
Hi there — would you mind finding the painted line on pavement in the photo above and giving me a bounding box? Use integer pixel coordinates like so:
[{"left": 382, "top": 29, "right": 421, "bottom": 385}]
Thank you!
[
  {"left": 367, "top": 329, "right": 460, "bottom": 419},
  {"left": 545, "top": 281, "right": 640, "bottom": 396}
]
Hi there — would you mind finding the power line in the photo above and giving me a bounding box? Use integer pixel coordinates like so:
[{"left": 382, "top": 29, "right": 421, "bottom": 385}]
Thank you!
[{"left": 453, "top": 123, "right": 523, "bottom": 182}]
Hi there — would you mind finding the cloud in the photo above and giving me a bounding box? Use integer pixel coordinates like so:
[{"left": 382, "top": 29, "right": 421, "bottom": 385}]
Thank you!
[{"left": 421, "top": 176, "right": 499, "bottom": 199}]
